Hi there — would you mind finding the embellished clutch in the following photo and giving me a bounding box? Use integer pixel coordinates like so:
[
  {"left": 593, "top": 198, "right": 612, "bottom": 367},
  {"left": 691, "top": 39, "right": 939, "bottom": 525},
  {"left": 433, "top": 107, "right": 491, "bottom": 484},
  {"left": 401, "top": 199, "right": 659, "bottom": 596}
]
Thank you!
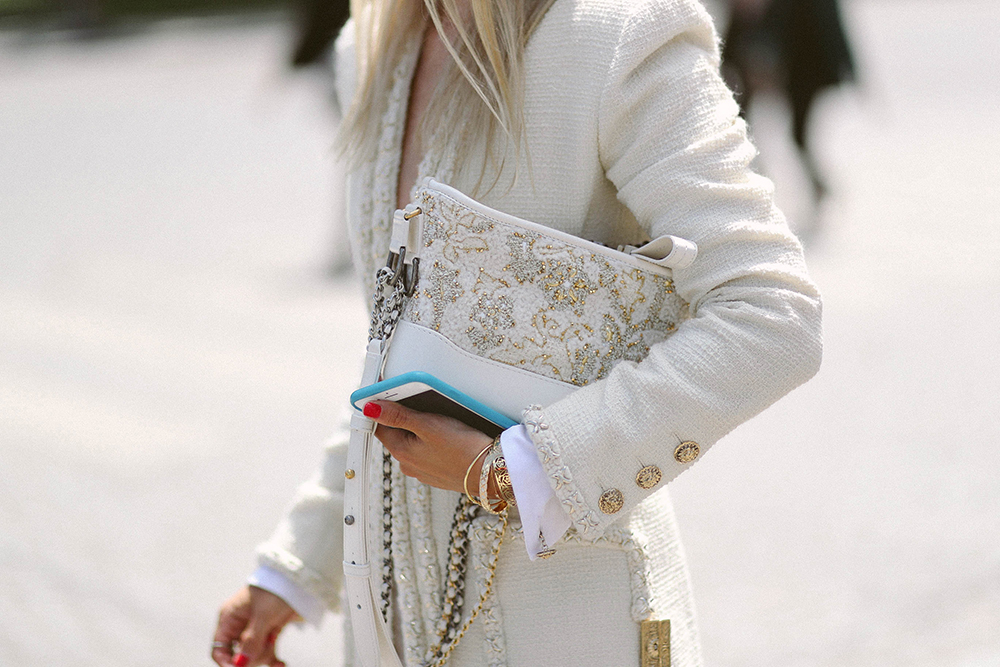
[{"left": 381, "top": 178, "right": 697, "bottom": 421}]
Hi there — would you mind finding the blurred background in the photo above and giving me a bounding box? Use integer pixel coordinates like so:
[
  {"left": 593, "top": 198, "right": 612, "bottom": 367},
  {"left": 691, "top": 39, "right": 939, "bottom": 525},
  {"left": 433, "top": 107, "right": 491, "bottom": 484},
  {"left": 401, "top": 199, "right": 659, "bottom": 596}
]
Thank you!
[{"left": 1, "top": 0, "right": 997, "bottom": 665}]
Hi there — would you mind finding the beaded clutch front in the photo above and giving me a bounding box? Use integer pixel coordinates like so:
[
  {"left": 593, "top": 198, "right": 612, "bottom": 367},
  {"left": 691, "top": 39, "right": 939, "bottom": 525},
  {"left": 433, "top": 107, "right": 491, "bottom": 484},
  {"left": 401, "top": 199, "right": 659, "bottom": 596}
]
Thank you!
[{"left": 380, "top": 179, "right": 695, "bottom": 421}]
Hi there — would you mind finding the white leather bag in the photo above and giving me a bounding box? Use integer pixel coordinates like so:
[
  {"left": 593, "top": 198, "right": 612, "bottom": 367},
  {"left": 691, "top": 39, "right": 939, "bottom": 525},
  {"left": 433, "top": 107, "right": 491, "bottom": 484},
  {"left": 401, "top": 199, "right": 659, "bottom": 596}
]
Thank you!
[{"left": 343, "top": 179, "right": 697, "bottom": 667}]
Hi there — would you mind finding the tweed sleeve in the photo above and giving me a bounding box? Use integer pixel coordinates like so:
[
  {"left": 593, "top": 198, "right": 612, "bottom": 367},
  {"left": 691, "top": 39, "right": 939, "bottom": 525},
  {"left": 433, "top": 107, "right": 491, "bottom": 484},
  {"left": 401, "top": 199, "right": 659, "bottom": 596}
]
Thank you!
[
  {"left": 522, "top": 0, "right": 823, "bottom": 540},
  {"left": 255, "top": 436, "right": 349, "bottom": 612}
]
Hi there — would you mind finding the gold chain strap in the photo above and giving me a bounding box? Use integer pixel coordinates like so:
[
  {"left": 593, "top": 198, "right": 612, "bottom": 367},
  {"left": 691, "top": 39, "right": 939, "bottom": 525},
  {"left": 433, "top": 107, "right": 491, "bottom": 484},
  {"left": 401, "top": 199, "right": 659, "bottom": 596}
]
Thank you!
[{"left": 425, "top": 510, "right": 508, "bottom": 667}]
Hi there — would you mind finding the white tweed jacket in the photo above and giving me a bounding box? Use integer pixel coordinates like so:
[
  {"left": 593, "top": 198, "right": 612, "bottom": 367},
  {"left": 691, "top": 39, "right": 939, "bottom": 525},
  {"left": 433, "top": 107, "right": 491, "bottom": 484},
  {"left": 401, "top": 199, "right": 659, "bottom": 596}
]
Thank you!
[{"left": 257, "top": 0, "right": 822, "bottom": 665}]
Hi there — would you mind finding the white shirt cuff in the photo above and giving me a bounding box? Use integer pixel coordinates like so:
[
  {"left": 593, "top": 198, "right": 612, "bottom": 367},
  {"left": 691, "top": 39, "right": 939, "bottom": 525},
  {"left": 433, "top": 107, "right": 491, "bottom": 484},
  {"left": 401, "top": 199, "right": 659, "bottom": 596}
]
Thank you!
[
  {"left": 248, "top": 565, "right": 326, "bottom": 627},
  {"left": 500, "top": 424, "right": 572, "bottom": 560}
]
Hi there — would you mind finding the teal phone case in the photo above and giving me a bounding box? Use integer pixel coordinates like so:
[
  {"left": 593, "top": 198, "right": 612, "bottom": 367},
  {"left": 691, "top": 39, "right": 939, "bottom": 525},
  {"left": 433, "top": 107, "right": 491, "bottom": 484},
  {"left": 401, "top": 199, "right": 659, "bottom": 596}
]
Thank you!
[{"left": 350, "top": 371, "right": 517, "bottom": 429}]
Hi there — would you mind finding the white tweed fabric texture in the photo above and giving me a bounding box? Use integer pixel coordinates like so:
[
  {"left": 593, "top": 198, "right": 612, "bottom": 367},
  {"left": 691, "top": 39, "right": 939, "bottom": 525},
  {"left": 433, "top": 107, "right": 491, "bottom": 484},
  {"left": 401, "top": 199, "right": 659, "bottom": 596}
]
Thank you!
[{"left": 256, "top": 0, "right": 822, "bottom": 665}]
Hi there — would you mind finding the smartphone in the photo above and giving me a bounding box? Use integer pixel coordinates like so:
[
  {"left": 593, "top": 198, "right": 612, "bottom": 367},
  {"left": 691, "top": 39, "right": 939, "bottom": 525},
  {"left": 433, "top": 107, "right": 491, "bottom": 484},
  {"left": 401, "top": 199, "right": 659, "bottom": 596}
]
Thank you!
[{"left": 350, "top": 371, "right": 517, "bottom": 438}]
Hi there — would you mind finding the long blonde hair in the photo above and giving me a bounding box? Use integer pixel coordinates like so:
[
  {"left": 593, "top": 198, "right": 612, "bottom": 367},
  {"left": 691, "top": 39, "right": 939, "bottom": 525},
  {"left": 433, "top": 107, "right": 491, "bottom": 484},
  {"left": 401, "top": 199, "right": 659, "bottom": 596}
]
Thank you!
[{"left": 339, "top": 0, "right": 555, "bottom": 186}]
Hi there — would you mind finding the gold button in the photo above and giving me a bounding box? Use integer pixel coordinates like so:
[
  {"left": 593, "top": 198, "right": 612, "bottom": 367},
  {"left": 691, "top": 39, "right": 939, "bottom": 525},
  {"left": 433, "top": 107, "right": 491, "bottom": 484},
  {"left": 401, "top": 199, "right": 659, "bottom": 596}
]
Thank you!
[
  {"left": 599, "top": 488, "right": 624, "bottom": 514},
  {"left": 344, "top": 469, "right": 356, "bottom": 479},
  {"left": 636, "top": 465, "right": 662, "bottom": 490},
  {"left": 674, "top": 441, "right": 700, "bottom": 464}
]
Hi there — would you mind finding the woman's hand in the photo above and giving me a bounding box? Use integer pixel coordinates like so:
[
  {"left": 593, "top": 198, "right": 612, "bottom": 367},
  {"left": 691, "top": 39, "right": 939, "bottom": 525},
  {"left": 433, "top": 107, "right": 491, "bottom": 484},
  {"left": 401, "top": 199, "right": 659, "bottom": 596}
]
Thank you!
[
  {"left": 363, "top": 401, "right": 495, "bottom": 495},
  {"left": 212, "top": 586, "right": 297, "bottom": 667}
]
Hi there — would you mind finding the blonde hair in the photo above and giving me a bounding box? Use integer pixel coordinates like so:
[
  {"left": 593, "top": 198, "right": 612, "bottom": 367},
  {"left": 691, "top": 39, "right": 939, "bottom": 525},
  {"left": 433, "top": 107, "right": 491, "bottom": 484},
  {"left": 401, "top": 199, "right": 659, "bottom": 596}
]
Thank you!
[{"left": 340, "top": 0, "right": 555, "bottom": 188}]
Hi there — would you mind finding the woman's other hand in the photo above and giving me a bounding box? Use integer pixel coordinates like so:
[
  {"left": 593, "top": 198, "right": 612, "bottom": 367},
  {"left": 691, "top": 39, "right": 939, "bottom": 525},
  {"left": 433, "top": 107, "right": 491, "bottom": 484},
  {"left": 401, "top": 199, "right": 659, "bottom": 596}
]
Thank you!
[
  {"left": 364, "top": 401, "right": 494, "bottom": 494},
  {"left": 212, "top": 585, "right": 297, "bottom": 667}
]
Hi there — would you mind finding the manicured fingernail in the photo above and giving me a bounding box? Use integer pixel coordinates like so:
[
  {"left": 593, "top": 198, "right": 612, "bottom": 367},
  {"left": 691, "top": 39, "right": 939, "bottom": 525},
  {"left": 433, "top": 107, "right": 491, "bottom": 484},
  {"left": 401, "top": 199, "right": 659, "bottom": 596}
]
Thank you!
[
  {"left": 232, "top": 654, "right": 249, "bottom": 667},
  {"left": 363, "top": 402, "right": 381, "bottom": 419}
]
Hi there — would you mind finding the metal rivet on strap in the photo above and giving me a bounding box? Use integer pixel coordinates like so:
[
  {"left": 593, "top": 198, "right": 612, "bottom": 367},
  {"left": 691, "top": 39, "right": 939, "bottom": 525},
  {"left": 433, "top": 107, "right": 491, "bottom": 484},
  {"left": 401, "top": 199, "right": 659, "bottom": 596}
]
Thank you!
[
  {"left": 344, "top": 515, "right": 355, "bottom": 525},
  {"left": 345, "top": 469, "right": 355, "bottom": 479}
]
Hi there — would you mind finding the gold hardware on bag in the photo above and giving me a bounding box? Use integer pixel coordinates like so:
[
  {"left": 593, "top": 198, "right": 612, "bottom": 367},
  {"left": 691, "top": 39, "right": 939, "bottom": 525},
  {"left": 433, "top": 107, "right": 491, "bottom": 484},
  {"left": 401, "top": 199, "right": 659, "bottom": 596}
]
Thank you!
[{"left": 640, "top": 619, "right": 671, "bottom": 667}]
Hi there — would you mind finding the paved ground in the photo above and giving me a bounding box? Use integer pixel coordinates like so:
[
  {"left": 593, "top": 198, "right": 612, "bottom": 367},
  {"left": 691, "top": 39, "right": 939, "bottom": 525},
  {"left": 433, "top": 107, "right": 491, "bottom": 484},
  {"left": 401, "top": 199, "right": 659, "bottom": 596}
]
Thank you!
[{"left": 1, "top": 2, "right": 997, "bottom": 666}]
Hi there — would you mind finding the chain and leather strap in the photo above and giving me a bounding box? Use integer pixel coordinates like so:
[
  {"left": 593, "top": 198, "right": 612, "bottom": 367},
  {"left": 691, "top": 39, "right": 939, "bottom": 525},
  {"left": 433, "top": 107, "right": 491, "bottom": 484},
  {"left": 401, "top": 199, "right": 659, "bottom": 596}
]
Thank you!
[
  {"left": 365, "top": 233, "right": 507, "bottom": 667},
  {"left": 426, "top": 501, "right": 507, "bottom": 667},
  {"left": 368, "top": 264, "right": 405, "bottom": 624}
]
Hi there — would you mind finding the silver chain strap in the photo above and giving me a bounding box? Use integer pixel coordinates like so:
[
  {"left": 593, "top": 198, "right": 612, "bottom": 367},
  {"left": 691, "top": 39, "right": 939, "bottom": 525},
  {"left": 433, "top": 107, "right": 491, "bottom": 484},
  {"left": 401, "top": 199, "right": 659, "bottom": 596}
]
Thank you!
[{"left": 369, "top": 266, "right": 408, "bottom": 344}]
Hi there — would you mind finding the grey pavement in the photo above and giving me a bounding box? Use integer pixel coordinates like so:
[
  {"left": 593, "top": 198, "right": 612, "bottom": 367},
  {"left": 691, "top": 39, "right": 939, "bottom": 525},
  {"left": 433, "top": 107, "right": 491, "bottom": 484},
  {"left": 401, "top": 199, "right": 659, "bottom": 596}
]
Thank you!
[{"left": 1, "top": 2, "right": 998, "bottom": 666}]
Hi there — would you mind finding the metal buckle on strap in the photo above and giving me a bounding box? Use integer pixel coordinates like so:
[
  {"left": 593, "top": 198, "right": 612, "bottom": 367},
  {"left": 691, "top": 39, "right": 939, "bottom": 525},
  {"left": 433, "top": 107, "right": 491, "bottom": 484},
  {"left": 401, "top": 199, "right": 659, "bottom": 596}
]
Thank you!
[
  {"left": 384, "top": 206, "right": 422, "bottom": 296},
  {"left": 386, "top": 246, "right": 420, "bottom": 297}
]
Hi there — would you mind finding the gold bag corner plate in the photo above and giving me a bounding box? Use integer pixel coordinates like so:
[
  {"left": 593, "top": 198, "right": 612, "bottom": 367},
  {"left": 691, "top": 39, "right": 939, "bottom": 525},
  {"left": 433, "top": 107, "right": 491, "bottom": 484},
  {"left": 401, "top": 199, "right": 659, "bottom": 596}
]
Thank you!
[{"left": 640, "top": 619, "right": 671, "bottom": 667}]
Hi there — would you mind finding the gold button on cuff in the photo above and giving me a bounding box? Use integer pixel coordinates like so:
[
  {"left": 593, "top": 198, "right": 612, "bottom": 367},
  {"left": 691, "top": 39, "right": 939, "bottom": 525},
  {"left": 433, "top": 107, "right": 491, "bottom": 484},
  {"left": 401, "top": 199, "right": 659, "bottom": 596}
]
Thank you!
[
  {"left": 344, "top": 469, "right": 356, "bottom": 479},
  {"left": 674, "top": 441, "right": 700, "bottom": 464},
  {"left": 599, "top": 488, "right": 624, "bottom": 514},
  {"left": 636, "top": 465, "right": 663, "bottom": 490}
]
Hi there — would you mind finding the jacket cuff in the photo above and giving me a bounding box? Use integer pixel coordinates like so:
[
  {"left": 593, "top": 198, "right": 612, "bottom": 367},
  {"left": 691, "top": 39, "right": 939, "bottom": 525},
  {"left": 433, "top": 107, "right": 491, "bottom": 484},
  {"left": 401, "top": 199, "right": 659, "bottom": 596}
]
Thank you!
[
  {"left": 248, "top": 565, "right": 327, "bottom": 626},
  {"left": 522, "top": 405, "right": 701, "bottom": 539},
  {"left": 255, "top": 545, "right": 342, "bottom": 614},
  {"left": 523, "top": 406, "right": 603, "bottom": 538}
]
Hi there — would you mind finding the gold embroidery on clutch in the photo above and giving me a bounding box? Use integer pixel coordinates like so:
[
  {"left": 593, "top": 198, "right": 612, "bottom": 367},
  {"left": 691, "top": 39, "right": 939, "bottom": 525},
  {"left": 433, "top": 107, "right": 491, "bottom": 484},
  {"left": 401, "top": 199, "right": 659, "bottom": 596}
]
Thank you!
[
  {"left": 467, "top": 269, "right": 516, "bottom": 351},
  {"left": 539, "top": 256, "right": 598, "bottom": 316},
  {"left": 425, "top": 261, "right": 463, "bottom": 331},
  {"left": 412, "top": 190, "right": 688, "bottom": 387},
  {"left": 503, "top": 231, "right": 545, "bottom": 283}
]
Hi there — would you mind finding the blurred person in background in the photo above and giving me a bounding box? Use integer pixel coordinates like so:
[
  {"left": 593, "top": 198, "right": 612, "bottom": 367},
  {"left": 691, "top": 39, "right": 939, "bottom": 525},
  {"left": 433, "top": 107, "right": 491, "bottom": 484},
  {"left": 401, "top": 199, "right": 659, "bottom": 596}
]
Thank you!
[
  {"left": 289, "top": 0, "right": 351, "bottom": 70},
  {"left": 212, "top": 0, "right": 823, "bottom": 666},
  {"left": 722, "top": 0, "right": 856, "bottom": 214},
  {"left": 59, "top": 0, "right": 103, "bottom": 33},
  {"left": 289, "top": 0, "right": 355, "bottom": 275}
]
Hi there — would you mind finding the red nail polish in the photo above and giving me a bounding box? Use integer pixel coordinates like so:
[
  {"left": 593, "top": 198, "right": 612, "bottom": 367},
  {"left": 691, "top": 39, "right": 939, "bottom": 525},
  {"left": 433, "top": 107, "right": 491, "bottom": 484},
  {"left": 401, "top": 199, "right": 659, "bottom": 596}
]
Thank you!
[
  {"left": 363, "top": 402, "right": 381, "bottom": 419},
  {"left": 232, "top": 653, "right": 249, "bottom": 667},
  {"left": 266, "top": 631, "right": 277, "bottom": 645}
]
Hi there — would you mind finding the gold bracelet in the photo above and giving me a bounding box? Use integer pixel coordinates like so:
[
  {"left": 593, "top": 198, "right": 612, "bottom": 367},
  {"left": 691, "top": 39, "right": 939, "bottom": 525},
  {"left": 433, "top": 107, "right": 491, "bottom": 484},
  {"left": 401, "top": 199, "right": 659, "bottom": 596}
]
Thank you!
[
  {"left": 464, "top": 440, "right": 495, "bottom": 504},
  {"left": 491, "top": 456, "right": 516, "bottom": 507},
  {"left": 478, "top": 439, "right": 507, "bottom": 514}
]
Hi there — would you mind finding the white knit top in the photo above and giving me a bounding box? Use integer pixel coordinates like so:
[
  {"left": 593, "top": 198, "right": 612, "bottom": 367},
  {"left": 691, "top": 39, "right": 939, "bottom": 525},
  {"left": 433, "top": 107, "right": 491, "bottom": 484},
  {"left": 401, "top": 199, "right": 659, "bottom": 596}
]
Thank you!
[{"left": 255, "top": 1, "right": 822, "bottom": 665}]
